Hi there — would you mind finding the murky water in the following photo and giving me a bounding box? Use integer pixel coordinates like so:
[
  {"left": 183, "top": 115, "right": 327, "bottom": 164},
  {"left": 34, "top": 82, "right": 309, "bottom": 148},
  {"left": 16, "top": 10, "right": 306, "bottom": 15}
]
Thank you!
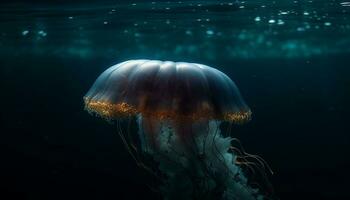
[{"left": 1, "top": 1, "right": 349, "bottom": 200}]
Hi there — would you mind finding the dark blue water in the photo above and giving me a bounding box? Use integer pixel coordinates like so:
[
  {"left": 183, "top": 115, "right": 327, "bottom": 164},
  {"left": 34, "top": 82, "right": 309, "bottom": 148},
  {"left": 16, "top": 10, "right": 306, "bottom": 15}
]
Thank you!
[{"left": 1, "top": 1, "right": 350, "bottom": 199}]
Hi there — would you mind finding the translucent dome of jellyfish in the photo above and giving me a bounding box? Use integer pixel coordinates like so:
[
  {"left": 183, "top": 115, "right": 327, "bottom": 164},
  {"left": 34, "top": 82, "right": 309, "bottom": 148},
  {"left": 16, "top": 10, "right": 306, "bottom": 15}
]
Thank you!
[{"left": 84, "top": 60, "right": 274, "bottom": 200}]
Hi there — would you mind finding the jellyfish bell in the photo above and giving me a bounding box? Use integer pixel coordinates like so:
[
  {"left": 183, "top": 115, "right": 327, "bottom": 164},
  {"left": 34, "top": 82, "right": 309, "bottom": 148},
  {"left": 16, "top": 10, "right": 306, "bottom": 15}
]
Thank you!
[
  {"left": 84, "top": 60, "right": 251, "bottom": 146},
  {"left": 84, "top": 60, "right": 251, "bottom": 121},
  {"left": 84, "top": 60, "right": 272, "bottom": 200}
]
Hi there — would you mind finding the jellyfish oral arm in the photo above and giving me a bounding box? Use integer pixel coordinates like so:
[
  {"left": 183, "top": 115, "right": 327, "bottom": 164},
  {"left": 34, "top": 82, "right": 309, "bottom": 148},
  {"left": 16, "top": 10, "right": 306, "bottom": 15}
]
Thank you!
[{"left": 137, "top": 117, "right": 263, "bottom": 200}]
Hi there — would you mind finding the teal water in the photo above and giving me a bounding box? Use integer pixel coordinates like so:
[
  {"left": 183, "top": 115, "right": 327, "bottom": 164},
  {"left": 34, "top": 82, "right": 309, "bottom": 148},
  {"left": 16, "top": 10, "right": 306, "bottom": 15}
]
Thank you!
[
  {"left": 1, "top": 1, "right": 350, "bottom": 59},
  {"left": 1, "top": 1, "right": 349, "bottom": 200}
]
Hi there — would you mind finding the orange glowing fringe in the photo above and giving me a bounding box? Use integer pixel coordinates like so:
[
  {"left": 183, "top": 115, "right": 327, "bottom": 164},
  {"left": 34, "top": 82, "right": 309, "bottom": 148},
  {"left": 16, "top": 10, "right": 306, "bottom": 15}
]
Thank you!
[{"left": 84, "top": 99, "right": 251, "bottom": 124}]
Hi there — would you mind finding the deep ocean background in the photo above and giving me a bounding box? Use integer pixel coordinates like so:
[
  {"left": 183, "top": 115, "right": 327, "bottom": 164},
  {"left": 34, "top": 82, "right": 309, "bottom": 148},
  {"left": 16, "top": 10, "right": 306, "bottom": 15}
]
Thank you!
[{"left": 1, "top": 0, "right": 350, "bottom": 199}]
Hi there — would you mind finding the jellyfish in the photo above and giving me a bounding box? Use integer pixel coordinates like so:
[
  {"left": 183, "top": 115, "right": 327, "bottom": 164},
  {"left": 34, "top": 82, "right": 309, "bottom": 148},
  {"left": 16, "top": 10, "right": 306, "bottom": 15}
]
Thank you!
[{"left": 84, "top": 60, "right": 273, "bottom": 200}]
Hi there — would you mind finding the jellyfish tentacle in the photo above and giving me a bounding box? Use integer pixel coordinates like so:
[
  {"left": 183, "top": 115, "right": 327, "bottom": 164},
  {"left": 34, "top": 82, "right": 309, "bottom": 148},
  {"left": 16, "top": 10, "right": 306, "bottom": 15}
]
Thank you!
[
  {"left": 117, "top": 119, "right": 163, "bottom": 183},
  {"left": 231, "top": 138, "right": 274, "bottom": 175},
  {"left": 126, "top": 118, "right": 139, "bottom": 154},
  {"left": 211, "top": 121, "right": 232, "bottom": 177},
  {"left": 116, "top": 120, "right": 139, "bottom": 164},
  {"left": 202, "top": 122, "right": 210, "bottom": 156},
  {"left": 143, "top": 116, "right": 163, "bottom": 151},
  {"left": 126, "top": 117, "right": 149, "bottom": 170},
  {"left": 229, "top": 138, "right": 275, "bottom": 198},
  {"left": 228, "top": 122, "right": 233, "bottom": 137},
  {"left": 176, "top": 121, "right": 221, "bottom": 199}
]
